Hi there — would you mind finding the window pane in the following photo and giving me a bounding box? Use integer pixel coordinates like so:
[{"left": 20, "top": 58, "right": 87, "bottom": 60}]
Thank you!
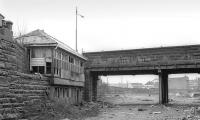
[
  {"left": 46, "top": 62, "right": 51, "bottom": 74},
  {"left": 31, "top": 49, "right": 36, "bottom": 58},
  {"left": 32, "top": 66, "right": 38, "bottom": 73},
  {"left": 39, "top": 66, "right": 45, "bottom": 74}
]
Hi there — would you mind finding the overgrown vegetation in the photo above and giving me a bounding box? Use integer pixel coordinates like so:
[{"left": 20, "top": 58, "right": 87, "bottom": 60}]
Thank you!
[{"left": 26, "top": 100, "right": 99, "bottom": 120}]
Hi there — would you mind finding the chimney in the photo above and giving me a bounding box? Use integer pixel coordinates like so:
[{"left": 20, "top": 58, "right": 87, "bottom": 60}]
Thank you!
[
  {"left": 5, "top": 20, "right": 13, "bottom": 31},
  {"left": 0, "top": 14, "right": 13, "bottom": 31},
  {"left": 0, "top": 13, "right": 5, "bottom": 27}
]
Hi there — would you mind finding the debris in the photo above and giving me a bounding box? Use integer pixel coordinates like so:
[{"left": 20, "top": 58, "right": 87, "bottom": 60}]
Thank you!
[
  {"left": 190, "top": 107, "right": 196, "bottom": 115},
  {"left": 61, "top": 118, "right": 70, "bottom": 120},
  {"left": 186, "top": 115, "right": 192, "bottom": 119},
  {"left": 141, "top": 99, "right": 153, "bottom": 101},
  {"left": 184, "top": 110, "right": 190, "bottom": 113},
  {"left": 114, "top": 94, "right": 120, "bottom": 97},
  {"left": 176, "top": 92, "right": 182, "bottom": 97},
  {"left": 109, "top": 116, "right": 113, "bottom": 118},
  {"left": 182, "top": 117, "right": 187, "bottom": 120},
  {"left": 153, "top": 111, "right": 161, "bottom": 114},
  {"left": 138, "top": 108, "right": 147, "bottom": 111}
]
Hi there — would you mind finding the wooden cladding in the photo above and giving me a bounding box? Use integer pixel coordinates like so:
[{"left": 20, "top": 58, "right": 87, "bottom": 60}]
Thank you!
[
  {"left": 54, "top": 58, "right": 83, "bottom": 74},
  {"left": 53, "top": 49, "right": 84, "bottom": 80}
]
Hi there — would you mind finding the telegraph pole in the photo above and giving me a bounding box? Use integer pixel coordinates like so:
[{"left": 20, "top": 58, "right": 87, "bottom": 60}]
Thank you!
[
  {"left": 75, "top": 7, "right": 78, "bottom": 52},
  {"left": 75, "top": 7, "right": 84, "bottom": 52}
]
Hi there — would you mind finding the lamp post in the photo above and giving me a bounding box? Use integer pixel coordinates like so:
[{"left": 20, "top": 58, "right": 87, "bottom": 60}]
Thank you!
[{"left": 75, "top": 7, "right": 84, "bottom": 52}]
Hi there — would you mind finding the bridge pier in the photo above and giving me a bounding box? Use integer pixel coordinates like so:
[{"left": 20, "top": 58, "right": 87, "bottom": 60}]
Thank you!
[
  {"left": 158, "top": 70, "right": 168, "bottom": 104},
  {"left": 84, "top": 70, "right": 98, "bottom": 102},
  {"left": 84, "top": 70, "right": 92, "bottom": 101}
]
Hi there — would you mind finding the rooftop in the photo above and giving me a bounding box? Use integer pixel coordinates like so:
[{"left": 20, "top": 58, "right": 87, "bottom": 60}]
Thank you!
[
  {"left": 15, "top": 29, "right": 87, "bottom": 60},
  {"left": 0, "top": 13, "right": 4, "bottom": 19}
]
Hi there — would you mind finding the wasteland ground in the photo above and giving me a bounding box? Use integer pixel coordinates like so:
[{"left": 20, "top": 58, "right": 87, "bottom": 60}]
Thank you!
[
  {"left": 38, "top": 90, "right": 200, "bottom": 120},
  {"left": 84, "top": 93, "right": 200, "bottom": 120}
]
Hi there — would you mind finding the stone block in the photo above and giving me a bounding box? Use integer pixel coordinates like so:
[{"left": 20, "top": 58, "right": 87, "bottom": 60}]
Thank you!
[
  {"left": 0, "top": 86, "right": 9, "bottom": 92},
  {"left": 0, "top": 98, "right": 17, "bottom": 104},
  {"left": 0, "top": 76, "right": 9, "bottom": 86},
  {"left": 0, "top": 70, "right": 8, "bottom": 76},
  {"left": 0, "top": 61, "right": 5, "bottom": 68},
  {"left": 6, "top": 54, "right": 16, "bottom": 64},
  {"left": 5, "top": 62, "right": 16, "bottom": 70},
  {"left": 2, "top": 113, "right": 19, "bottom": 119}
]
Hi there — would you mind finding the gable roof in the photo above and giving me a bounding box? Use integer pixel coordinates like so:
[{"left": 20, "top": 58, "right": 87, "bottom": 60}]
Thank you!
[
  {"left": 15, "top": 29, "right": 87, "bottom": 60},
  {"left": 0, "top": 13, "right": 4, "bottom": 19}
]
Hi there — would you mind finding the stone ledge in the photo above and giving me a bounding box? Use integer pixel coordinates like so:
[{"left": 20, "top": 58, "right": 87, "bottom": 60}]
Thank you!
[{"left": 53, "top": 77, "right": 84, "bottom": 87}]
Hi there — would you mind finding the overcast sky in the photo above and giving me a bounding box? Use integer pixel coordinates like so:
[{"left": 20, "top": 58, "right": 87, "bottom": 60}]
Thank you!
[
  {"left": 2, "top": 0, "right": 200, "bottom": 52},
  {"left": 1, "top": 0, "right": 200, "bottom": 83}
]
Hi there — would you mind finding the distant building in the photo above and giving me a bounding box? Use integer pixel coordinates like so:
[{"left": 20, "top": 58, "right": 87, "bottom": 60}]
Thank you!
[
  {"left": 15, "top": 29, "right": 87, "bottom": 104},
  {"left": 145, "top": 76, "right": 189, "bottom": 90},
  {"left": 109, "top": 83, "right": 133, "bottom": 88},
  {"left": 168, "top": 76, "right": 189, "bottom": 90},
  {"left": 188, "top": 78, "right": 200, "bottom": 90},
  {"left": 131, "top": 83, "right": 145, "bottom": 88},
  {"left": 145, "top": 79, "right": 159, "bottom": 89},
  {"left": 109, "top": 82, "right": 146, "bottom": 88}
]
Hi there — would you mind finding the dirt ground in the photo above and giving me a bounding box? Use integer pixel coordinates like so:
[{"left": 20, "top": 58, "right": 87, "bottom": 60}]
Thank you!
[
  {"left": 84, "top": 93, "right": 200, "bottom": 120},
  {"left": 102, "top": 93, "right": 159, "bottom": 105},
  {"left": 85, "top": 104, "right": 200, "bottom": 120}
]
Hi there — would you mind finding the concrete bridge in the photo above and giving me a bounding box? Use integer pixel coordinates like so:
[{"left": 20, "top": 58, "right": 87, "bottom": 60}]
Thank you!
[{"left": 83, "top": 45, "right": 200, "bottom": 104}]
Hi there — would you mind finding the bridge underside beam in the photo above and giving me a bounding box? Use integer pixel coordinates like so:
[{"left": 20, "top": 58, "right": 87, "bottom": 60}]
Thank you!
[
  {"left": 94, "top": 70, "right": 158, "bottom": 76},
  {"left": 88, "top": 68, "right": 200, "bottom": 76}
]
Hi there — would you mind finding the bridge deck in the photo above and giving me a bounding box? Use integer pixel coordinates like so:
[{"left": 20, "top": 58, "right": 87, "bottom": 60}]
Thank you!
[{"left": 83, "top": 44, "right": 200, "bottom": 74}]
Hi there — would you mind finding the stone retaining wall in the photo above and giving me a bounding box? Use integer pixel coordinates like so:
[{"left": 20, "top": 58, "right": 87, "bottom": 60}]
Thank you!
[
  {"left": 0, "top": 28, "right": 28, "bottom": 73},
  {"left": 0, "top": 70, "right": 50, "bottom": 119},
  {"left": 0, "top": 27, "right": 50, "bottom": 119}
]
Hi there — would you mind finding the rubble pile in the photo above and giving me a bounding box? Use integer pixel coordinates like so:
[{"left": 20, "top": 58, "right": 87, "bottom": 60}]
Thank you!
[
  {"left": 97, "top": 100, "right": 117, "bottom": 109},
  {"left": 146, "top": 104, "right": 200, "bottom": 120},
  {"left": 175, "top": 105, "right": 200, "bottom": 120}
]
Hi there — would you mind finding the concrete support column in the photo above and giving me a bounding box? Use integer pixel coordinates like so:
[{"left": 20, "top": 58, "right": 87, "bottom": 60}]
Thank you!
[{"left": 158, "top": 70, "right": 168, "bottom": 104}]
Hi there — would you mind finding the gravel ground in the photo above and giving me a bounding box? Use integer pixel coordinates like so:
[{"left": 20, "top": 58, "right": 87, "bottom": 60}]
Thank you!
[{"left": 85, "top": 104, "right": 200, "bottom": 120}]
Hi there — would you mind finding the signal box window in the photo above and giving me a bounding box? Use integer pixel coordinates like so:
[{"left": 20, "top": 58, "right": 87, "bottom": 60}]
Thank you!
[
  {"left": 69, "top": 56, "right": 74, "bottom": 64},
  {"left": 46, "top": 62, "right": 51, "bottom": 74},
  {"left": 32, "top": 66, "right": 45, "bottom": 74}
]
